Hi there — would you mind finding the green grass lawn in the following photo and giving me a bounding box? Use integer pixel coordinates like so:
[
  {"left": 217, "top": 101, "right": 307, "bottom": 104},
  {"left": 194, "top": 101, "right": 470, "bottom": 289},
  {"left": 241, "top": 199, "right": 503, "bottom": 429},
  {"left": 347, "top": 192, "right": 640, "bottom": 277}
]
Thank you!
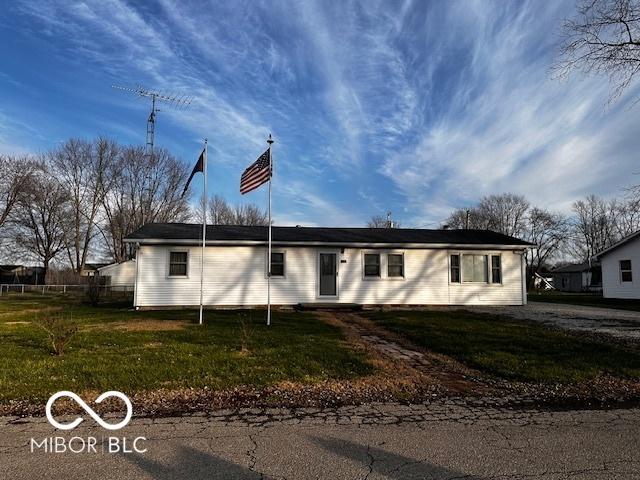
[
  {"left": 0, "top": 294, "right": 373, "bottom": 402},
  {"left": 529, "top": 291, "right": 640, "bottom": 312},
  {"left": 365, "top": 309, "right": 640, "bottom": 384}
]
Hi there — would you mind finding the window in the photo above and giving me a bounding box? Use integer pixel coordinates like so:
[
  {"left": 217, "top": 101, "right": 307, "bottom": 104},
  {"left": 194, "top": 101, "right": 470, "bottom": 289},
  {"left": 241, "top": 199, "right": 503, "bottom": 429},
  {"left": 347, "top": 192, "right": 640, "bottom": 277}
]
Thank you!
[
  {"left": 388, "top": 254, "right": 404, "bottom": 277},
  {"left": 168, "top": 251, "right": 188, "bottom": 277},
  {"left": 620, "top": 260, "right": 633, "bottom": 282},
  {"left": 491, "top": 255, "right": 502, "bottom": 284},
  {"left": 462, "top": 254, "right": 488, "bottom": 283},
  {"left": 450, "top": 254, "right": 460, "bottom": 283},
  {"left": 270, "top": 252, "right": 285, "bottom": 277},
  {"left": 364, "top": 253, "right": 380, "bottom": 277}
]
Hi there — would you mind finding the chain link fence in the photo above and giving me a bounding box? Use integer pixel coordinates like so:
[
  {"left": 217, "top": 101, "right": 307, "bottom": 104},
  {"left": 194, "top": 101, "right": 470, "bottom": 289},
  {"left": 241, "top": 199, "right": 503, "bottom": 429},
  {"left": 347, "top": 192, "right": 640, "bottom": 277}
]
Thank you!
[{"left": 0, "top": 284, "right": 134, "bottom": 296}]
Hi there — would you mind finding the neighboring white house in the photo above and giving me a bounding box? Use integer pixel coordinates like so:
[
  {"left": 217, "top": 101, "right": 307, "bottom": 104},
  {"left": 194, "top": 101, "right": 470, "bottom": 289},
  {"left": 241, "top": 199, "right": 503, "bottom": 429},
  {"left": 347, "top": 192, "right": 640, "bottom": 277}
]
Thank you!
[
  {"left": 123, "top": 224, "right": 533, "bottom": 309},
  {"left": 97, "top": 259, "right": 136, "bottom": 287},
  {"left": 596, "top": 230, "right": 640, "bottom": 299}
]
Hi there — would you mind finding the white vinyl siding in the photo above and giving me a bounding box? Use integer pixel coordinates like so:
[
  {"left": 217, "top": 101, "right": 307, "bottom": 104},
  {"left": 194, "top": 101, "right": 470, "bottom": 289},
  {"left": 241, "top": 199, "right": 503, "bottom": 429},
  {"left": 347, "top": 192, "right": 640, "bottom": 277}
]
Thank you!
[
  {"left": 135, "top": 245, "right": 526, "bottom": 307},
  {"left": 601, "top": 237, "right": 640, "bottom": 299},
  {"left": 97, "top": 260, "right": 136, "bottom": 286}
]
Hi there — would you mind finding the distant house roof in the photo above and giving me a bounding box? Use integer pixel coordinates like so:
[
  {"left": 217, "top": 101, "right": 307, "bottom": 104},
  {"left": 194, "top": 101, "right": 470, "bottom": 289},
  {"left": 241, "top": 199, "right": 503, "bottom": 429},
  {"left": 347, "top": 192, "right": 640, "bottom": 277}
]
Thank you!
[
  {"left": 595, "top": 230, "right": 640, "bottom": 259},
  {"left": 124, "top": 223, "right": 533, "bottom": 248},
  {"left": 83, "top": 263, "right": 110, "bottom": 271},
  {"left": 551, "top": 262, "right": 600, "bottom": 273}
]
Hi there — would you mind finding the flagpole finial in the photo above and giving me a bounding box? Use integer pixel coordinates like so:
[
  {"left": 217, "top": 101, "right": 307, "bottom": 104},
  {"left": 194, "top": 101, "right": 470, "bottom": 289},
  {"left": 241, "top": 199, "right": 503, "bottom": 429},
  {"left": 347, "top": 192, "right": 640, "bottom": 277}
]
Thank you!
[{"left": 267, "top": 134, "right": 274, "bottom": 145}]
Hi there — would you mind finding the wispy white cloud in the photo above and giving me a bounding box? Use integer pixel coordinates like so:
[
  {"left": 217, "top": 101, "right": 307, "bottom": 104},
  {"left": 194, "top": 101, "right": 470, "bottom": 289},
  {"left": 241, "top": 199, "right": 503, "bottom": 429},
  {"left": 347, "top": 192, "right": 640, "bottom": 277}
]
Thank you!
[
  {"left": 380, "top": 0, "right": 640, "bottom": 225},
  {"left": 4, "top": 0, "right": 640, "bottom": 228}
]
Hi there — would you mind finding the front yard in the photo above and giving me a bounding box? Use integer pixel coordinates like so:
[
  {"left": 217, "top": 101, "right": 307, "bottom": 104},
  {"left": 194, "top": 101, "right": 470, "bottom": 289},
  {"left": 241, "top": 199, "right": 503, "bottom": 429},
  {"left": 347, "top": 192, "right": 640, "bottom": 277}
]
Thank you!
[
  {"left": 364, "top": 309, "right": 640, "bottom": 384},
  {"left": 2, "top": 293, "right": 640, "bottom": 414},
  {"left": 0, "top": 294, "right": 372, "bottom": 405}
]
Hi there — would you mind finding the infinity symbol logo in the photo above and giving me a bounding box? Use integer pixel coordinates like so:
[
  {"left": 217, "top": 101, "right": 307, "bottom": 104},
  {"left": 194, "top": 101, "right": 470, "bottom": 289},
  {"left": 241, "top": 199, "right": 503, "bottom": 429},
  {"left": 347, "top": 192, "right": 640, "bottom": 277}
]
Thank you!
[{"left": 45, "top": 391, "right": 133, "bottom": 431}]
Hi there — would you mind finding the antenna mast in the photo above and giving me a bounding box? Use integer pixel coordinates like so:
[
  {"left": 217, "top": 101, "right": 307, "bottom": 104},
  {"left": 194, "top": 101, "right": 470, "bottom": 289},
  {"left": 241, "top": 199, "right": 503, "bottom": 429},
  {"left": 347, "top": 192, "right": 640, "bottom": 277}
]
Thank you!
[{"left": 112, "top": 84, "right": 192, "bottom": 154}]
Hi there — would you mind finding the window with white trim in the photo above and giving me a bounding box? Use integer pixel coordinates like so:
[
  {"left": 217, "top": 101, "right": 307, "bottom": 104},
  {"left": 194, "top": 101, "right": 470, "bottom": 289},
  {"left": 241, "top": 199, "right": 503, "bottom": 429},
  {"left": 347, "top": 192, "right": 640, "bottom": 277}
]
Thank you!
[
  {"left": 450, "top": 254, "right": 460, "bottom": 283},
  {"left": 620, "top": 260, "right": 633, "bottom": 282},
  {"left": 168, "top": 251, "right": 188, "bottom": 277},
  {"left": 270, "top": 252, "right": 285, "bottom": 277},
  {"left": 364, "top": 253, "right": 381, "bottom": 277},
  {"left": 387, "top": 254, "right": 404, "bottom": 277},
  {"left": 462, "top": 254, "right": 488, "bottom": 283},
  {"left": 491, "top": 255, "right": 502, "bottom": 284}
]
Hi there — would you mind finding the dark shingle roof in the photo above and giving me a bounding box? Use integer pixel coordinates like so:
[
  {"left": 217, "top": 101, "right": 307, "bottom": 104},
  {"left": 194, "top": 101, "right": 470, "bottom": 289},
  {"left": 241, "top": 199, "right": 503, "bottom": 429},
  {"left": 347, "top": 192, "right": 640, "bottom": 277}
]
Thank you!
[
  {"left": 124, "top": 223, "right": 532, "bottom": 247},
  {"left": 551, "top": 262, "right": 600, "bottom": 273}
]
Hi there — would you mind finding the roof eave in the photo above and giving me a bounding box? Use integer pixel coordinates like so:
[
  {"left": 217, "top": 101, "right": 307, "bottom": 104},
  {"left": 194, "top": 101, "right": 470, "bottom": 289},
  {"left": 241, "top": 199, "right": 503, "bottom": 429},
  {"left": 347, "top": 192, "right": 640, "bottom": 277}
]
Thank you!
[
  {"left": 123, "top": 237, "right": 532, "bottom": 249},
  {"left": 594, "top": 230, "right": 640, "bottom": 259}
]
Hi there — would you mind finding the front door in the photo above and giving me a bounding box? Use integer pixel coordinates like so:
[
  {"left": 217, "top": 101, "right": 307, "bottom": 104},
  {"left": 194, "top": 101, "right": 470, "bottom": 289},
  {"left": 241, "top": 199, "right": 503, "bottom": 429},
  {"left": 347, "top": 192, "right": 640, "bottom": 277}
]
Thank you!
[{"left": 319, "top": 253, "right": 337, "bottom": 297}]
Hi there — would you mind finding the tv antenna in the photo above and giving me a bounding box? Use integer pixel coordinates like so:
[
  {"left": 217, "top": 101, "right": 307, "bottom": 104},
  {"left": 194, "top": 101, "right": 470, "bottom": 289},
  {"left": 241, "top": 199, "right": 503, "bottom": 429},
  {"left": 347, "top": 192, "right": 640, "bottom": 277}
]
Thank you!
[{"left": 112, "top": 84, "right": 193, "bottom": 154}]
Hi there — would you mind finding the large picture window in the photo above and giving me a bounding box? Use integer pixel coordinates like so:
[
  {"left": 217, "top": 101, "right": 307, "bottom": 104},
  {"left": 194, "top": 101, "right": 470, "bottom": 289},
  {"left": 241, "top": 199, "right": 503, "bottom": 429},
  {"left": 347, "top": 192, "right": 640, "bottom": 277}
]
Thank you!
[
  {"left": 168, "top": 251, "right": 188, "bottom": 277},
  {"left": 387, "top": 254, "right": 404, "bottom": 277},
  {"left": 462, "top": 254, "right": 488, "bottom": 283},
  {"left": 620, "top": 260, "right": 633, "bottom": 282},
  {"left": 270, "top": 252, "right": 285, "bottom": 277},
  {"left": 364, "top": 253, "right": 381, "bottom": 277}
]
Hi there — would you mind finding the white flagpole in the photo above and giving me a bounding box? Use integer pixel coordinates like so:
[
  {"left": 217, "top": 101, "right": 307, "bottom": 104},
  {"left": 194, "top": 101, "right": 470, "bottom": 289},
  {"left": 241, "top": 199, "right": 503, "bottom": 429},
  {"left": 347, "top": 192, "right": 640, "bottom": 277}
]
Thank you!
[
  {"left": 267, "top": 134, "right": 274, "bottom": 326},
  {"left": 199, "top": 139, "right": 208, "bottom": 326}
]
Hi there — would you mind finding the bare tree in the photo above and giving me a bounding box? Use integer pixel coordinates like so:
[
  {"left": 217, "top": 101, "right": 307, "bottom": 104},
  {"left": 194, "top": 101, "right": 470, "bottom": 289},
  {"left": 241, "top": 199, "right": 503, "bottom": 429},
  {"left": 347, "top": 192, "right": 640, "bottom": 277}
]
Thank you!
[
  {"left": 445, "top": 208, "right": 480, "bottom": 229},
  {"left": 50, "top": 138, "right": 118, "bottom": 272},
  {"left": 195, "top": 195, "right": 268, "bottom": 226},
  {"left": 610, "top": 192, "right": 640, "bottom": 237},
  {"left": 524, "top": 207, "right": 569, "bottom": 285},
  {"left": 101, "top": 147, "right": 191, "bottom": 262},
  {"left": 13, "top": 163, "right": 69, "bottom": 280},
  {"left": 556, "top": 0, "right": 640, "bottom": 102},
  {"left": 570, "top": 194, "right": 617, "bottom": 261},
  {"left": 367, "top": 211, "right": 401, "bottom": 228},
  {"left": 233, "top": 203, "right": 268, "bottom": 226},
  {"left": 0, "top": 155, "right": 34, "bottom": 231},
  {"left": 446, "top": 194, "right": 529, "bottom": 236},
  {"left": 207, "top": 195, "right": 236, "bottom": 224}
]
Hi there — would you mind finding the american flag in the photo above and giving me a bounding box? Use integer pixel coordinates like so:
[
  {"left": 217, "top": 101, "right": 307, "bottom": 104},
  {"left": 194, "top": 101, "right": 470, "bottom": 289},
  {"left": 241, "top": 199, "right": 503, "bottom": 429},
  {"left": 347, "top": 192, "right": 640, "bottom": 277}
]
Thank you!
[{"left": 240, "top": 148, "right": 271, "bottom": 194}]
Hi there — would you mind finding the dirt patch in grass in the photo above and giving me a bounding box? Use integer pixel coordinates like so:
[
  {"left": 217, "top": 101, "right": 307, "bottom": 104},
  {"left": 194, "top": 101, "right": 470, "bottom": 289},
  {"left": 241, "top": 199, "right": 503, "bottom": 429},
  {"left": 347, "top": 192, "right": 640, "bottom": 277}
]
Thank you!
[
  {"left": 108, "top": 320, "right": 188, "bottom": 331},
  {"left": 315, "top": 311, "right": 488, "bottom": 398},
  {"left": 0, "top": 307, "right": 61, "bottom": 318}
]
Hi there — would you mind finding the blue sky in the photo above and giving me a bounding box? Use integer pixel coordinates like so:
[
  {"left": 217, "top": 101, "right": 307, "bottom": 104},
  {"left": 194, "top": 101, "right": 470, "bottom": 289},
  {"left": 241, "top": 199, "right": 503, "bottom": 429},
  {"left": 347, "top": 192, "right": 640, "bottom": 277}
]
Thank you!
[{"left": 1, "top": 0, "right": 639, "bottom": 227}]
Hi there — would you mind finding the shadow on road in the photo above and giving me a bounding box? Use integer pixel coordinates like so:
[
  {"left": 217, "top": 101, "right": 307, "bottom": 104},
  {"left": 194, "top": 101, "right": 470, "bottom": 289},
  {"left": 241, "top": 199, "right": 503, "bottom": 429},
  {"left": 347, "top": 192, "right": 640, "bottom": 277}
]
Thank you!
[
  {"left": 125, "top": 444, "right": 260, "bottom": 479},
  {"left": 311, "top": 435, "right": 481, "bottom": 479}
]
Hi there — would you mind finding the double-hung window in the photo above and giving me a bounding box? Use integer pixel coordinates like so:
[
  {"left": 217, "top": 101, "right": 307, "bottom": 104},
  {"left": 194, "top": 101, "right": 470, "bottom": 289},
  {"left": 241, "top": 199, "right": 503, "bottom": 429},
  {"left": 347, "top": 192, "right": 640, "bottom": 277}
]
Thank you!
[
  {"left": 270, "top": 252, "right": 285, "bottom": 277},
  {"left": 620, "top": 260, "right": 633, "bottom": 282},
  {"left": 491, "top": 255, "right": 502, "bottom": 283},
  {"left": 450, "top": 254, "right": 461, "bottom": 283},
  {"left": 387, "top": 254, "right": 404, "bottom": 278},
  {"left": 168, "top": 251, "right": 188, "bottom": 277},
  {"left": 364, "top": 253, "right": 381, "bottom": 277}
]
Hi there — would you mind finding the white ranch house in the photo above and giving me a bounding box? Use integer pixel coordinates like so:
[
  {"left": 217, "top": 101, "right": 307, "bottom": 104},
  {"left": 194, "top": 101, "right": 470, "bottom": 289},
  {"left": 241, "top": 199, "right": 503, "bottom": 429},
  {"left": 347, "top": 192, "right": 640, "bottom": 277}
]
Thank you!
[
  {"left": 124, "top": 224, "right": 533, "bottom": 309},
  {"left": 596, "top": 230, "right": 640, "bottom": 300}
]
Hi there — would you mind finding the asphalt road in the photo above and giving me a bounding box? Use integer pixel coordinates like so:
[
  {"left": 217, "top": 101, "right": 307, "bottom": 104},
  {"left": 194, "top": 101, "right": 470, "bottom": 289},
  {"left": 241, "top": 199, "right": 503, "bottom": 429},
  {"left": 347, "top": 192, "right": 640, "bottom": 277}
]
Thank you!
[{"left": 2, "top": 402, "right": 639, "bottom": 479}]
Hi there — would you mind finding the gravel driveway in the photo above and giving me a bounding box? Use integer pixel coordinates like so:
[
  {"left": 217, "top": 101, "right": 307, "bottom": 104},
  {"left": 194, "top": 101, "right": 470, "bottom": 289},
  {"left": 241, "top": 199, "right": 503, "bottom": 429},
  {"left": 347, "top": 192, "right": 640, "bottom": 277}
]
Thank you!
[{"left": 469, "top": 302, "right": 640, "bottom": 341}]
